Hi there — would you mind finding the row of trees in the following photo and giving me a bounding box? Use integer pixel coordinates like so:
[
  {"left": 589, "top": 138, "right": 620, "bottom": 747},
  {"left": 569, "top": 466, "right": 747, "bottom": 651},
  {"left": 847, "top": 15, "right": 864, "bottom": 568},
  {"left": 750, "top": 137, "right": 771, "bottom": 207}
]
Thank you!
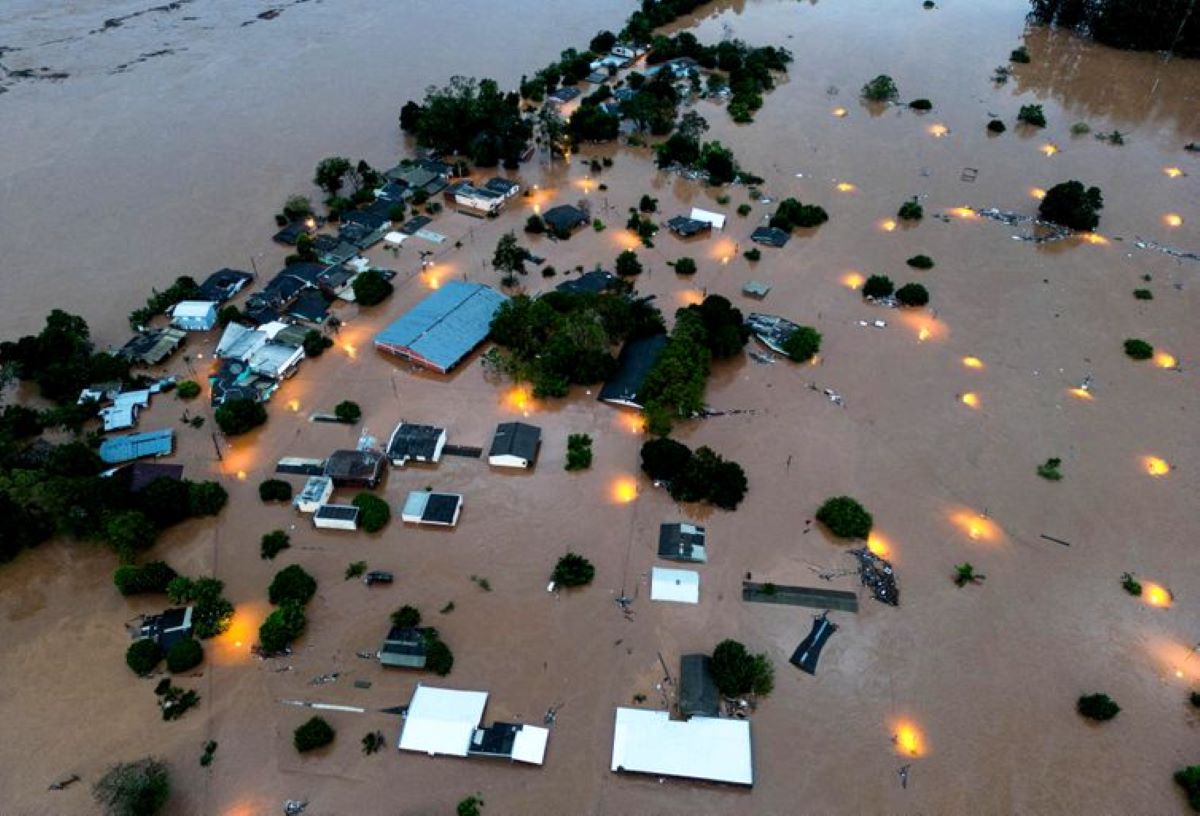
[
  {"left": 638, "top": 295, "right": 748, "bottom": 434},
  {"left": 486, "top": 288, "right": 665, "bottom": 398},
  {"left": 259, "top": 565, "right": 317, "bottom": 654},
  {"left": 399, "top": 77, "right": 531, "bottom": 168},
  {"left": 0, "top": 310, "right": 131, "bottom": 404}
]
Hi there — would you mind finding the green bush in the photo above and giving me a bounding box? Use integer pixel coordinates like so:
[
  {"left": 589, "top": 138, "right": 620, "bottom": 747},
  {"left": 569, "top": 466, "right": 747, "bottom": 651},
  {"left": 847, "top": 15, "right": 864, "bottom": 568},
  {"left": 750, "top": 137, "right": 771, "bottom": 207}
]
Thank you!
[
  {"left": 391, "top": 605, "right": 421, "bottom": 628},
  {"left": 294, "top": 716, "right": 335, "bottom": 753},
  {"left": 1133, "top": 289, "right": 1153, "bottom": 300},
  {"left": 114, "top": 561, "right": 178, "bottom": 596},
  {"left": 639, "top": 194, "right": 658, "bottom": 213},
  {"left": 861, "top": 74, "right": 898, "bottom": 102},
  {"left": 425, "top": 635, "right": 455, "bottom": 676},
  {"left": 524, "top": 214, "right": 545, "bottom": 234},
  {"left": 1037, "top": 458, "right": 1063, "bottom": 481},
  {"left": 1120, "top": 572, "right": 1142, "bottom": 596},
  {"left": 816, "top": 496, "right": 873, "bottom": 540},
  {"left": 862, "top": 275, "right": 895, "bottom": 299},
  {"left": 127, "top": 639, "right": 163, "bottom": 676},
  {"left": 782, "top": 326, "right": 822, "bottom": 363},
  {"left": 552, "top": 553, "right": 595, "bottom": 587},
  {"left": 897, "top": 197, "right": 923, "bottom": 221},
  {"left": 895, "top": 282, "right": 930, "bottom": 307},
  {"left": 1124, "top": 338, "right": 1154, "bottom": 360},
  {"left": 334, "top": 400, "right": 361, "bottom": 424},
  {"left": 743, "top": 248, "right": 762, "bottom": 262},
  {"left": 770, "top": 198, "right": 829, "bottom": 231},
  {"left": 106, "top": 511, "right": 158, "bottom": 564},
  {"left": 1039, "top": 181, "right": 1104, "bottom": 230},
  {"left": 1077, "top": 693, "right": 1120, "bottom": 721},
  {"left": 906, "top": 254, "right": 934, "bottom": 270},
  {"left": 269, "top": 565, "right": 317, "bottom": 606},
  {"left": 737, "top": 204, "right": 752, "bottom": 217},
  {"left": 260, "top": 530, "right": 291, "bottom": 560},
  {"left": 1176, "top": 766, "right": 1200, "bottom": 812},
  {"left": 352, "top": 270, "right": 394, "bottom": 306},
  {"left": 673, "top": 257, "right": 697, "bottom": 276},
  {"left": 565, "top": 433, "right": 593, "bottom": 471},
  {"left": 987, "top": 119, "right": 1006, "bottom": 133},
  {"left": 670, "top": 446, "right": 749, "bottom": 511},
  {"left": 303, "top": 330, "right": 333, "bottom": 358},
  {"left": 166, "top": 638, "right": 203, "bottom": 673},
  {"left": 258, "top": 601, "right": 306, "bottom": 653},
  {"left": 215, "top": 398, "right": 266, "bottom": 436},
  {"left": 176, "top": 380, "right": 201, "bottom": 400},
  {"left": 352, "top": 493, "right": 391, "bottom": 533},
  {"left": 615, "top": 250, "right": 643, "bottom": 277},
  {"left": 93, "top": 757, "right": 169, "bottom": 816},
  {"left": 1010, "top": 45, "right": 1031, "bottom": 63},
  {"left": 908, "top": 98, "right": 932, "bottom": 110},
  {"left": 1017, "top": 104, "right": 1046, "bottom": 127},
  {"left": 711, "top": 639, "right": 774, "bottom": 697},
  {"left": 258, "top": 479, "right": 293, "bottom": 503},
  {"left": 640, "top": 437, "right": 693, "bottom": 482},
  {"left": 457, "top": 795, "right": 485, "bottom": 816}
]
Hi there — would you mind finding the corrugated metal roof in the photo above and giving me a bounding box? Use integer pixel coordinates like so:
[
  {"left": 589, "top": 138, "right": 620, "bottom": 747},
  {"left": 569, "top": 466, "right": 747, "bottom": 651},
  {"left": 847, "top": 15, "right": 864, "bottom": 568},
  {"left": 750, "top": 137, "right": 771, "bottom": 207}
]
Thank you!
[
  {"left": 99, "top": 429, "right": 174, "bottom": 464},
  {"left": 374, "top": 282, "right": 507, "bottom": 372}
]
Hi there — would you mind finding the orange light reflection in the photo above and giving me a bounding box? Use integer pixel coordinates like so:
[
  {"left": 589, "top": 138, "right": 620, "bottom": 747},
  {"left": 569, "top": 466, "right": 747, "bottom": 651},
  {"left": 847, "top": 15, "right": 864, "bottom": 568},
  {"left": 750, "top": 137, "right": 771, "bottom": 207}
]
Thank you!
[
  {"left": 1040, "top": 143, "right": 1059, "bottom": 157},
  {"left": 836, "top": 182, "right": 857, "bottom": 193},
  {"left": 611, "top": 476, "right": 638, "bottom": 504},
  {"left": 832, "top": 107, "right": 848, "bottom": 118},
  {"left": 1164, "top": 213, "right": 1184, "bottom": 227},
  {"left": 504, "top": 385, "right": 535, "bottom": 416},
  {"left": 1030, "top": 187, "right": 1046, "bottom": 200},
  {"left": 867, "top": 532, "right": 892, "bottom": 558},
  {"left": 959, "top": 392, "right": 980, "bottom": 408},
  {"left": 1164, "top": 167, "right": 1184, "bottom": 179},
  {"left": 950, "top": 509, "right": 1001, "bottom": 543},
  {"left": 212, "top": 600, "right": 270, "bottom": 665},
  {"left": 1155, "top": 351, "right": 1177, "bottom": 369},
  {"left": 1143, "top": 582, "right": 1173, "bottom": 608},
  {"left": 1144, "top": 456, "right": 1170, "bottom": 477},
  {"left": 948, "top": 207, "right": 977, "bottom": 220},
  {"left": 1068, "top": 387, "right": 1094, "bottom": 401},
  {"left": 928, "top": 123, "right": 948, "bottom": 138},
  {"left": 891, "top": 720, "right": 926, "bottom": 757},
  {"left": 879, "top": 219, "right": 897, "bottom": 233},
  {"left": 962, "top": 356, "right": 984, "bottom": 369},
  {"left": 841, "top": 271, "right": 865, "bottom": 290}
]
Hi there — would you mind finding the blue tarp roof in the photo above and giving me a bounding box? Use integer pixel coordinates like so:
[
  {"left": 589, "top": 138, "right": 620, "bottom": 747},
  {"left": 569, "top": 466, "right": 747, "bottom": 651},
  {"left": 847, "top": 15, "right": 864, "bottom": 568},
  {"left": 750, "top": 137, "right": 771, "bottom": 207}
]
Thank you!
[
  {"left": 99, "top": 429, "right": 175, "bottom": 464},
  {"left": 374, "top": 281, "right": 507, "bottom": 372}
]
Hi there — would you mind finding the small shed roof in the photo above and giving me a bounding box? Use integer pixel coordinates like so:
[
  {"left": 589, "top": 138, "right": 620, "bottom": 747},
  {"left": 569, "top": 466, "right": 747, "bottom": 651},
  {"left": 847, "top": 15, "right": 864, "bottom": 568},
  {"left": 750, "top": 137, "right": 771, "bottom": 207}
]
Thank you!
[
  {"left": 198, "top": 268, "right": 253, "bottom": 302},
  {"left": 489, "top": 422, "right": 541, "bottom": 464},
  {"left": 379, "top": 626, "right": 429, "bottom": 668},
  {"left": 323, "top": 449, "right": 386, "bottom": 485},
  {"left": 679, "top": 654, "right": 720, "bottom": 718},
  {"left": 99, "top": 429, "right": 174, "bottom": 464},
  {"left": 314, "top": 503, "right": 360, "bottom": 522},
  {"left": 555, "top": 269, "right": 616, "bottom": 295},
  {"left": 690, "top": 208, "right": 727, "bottom": 231},
  {"left": 387, "top": 422, "right": 447, "bottom": 464},
  {"left": 742, "top": 281, "right": 771, "bottom": 298},
  {"left": 650, "top": 567, "right": 699, "bottom": 604},
  {"left": 658, "top": 523, "right": 707, "bottom": 563},
  {"left": 750, "top": 226, "right": 790, "bottom": 248},
  {"left": 399, "top": 685, "right": 490, "bottom": 757},
  {"left": 401, "top": 491, "right": 463, "bottom": 526},
  {"left": 610, "top": 708, "right": 753, "bottom": 786},
  {"left": 666, "top": 215, "right": 711, "bottom": 238}
]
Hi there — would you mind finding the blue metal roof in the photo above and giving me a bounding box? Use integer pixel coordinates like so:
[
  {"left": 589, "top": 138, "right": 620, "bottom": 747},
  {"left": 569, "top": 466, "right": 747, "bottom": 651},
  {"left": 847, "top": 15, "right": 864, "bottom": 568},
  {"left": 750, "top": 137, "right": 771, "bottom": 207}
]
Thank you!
[
  {"left": 374, "top": 281, "right": 507, "bottom": 372},
  {"left": 99, "top": 429, "right": 175, "bottom": 464}
]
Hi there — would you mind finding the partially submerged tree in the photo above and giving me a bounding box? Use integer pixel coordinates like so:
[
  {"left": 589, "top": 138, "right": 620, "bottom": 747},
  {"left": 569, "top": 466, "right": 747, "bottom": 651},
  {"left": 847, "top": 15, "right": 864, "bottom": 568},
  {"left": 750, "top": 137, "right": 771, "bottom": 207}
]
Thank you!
[
  {"left": 93, "top": 757, "right": 169, "bottom": 816},
  {"left": 954, "top": 563, "right": 985, "bottom": 587},
  {"left": 165, "top": 638, "right": 203, "bottom": 673},
  {"left": 126, "top": 639, "right": 163, "bottom": 676},
  {"left": 1124, "top": 338, "right": 1154, "bottom": 360},
  {"left": 861, "top": 74, "right": 899, "bottom": 102},
  {"left": 816, "top": 496, "right": 873, "bottom": 540},
  {"left": 862, "top": 275, "right": 895, "bottom": 300},
  {"left": 268, "top": 564, "right": 317, "bottom": 606},
  {"left": 615, "top": 250, "right": 643, "bottom": 277},
  {"left": 710, "top": 639, "right": 774, "bottom": 697},
  {"left": 391, "top": 605, "right": 422, "bottom": 628},
  {"left": 565, "top": 433, "right": 593, "bottom": 471},
  {"left": 258, "top": 601, "right": 306, "bottom": 654},
  {"left": 770, "top": 198, "right": 828, "bottom": 231},
  {"left": 781, "top": 326, "right": 822, "bottom": 363},
  {"left": 1037, "top": 458, "right": 1063, "bottom": 481},
  {"left": 1176, "top": 766, "right": 1200, "bottom": 812},
  {"left": 552, "top": 552, "right": 596, "bottom": 587},
  {"left": 1017, "top": 104, "right": 1046, "bottom": 127},
  {"left": 214, "top": 398, "right": 266, "bottom": 436},
  {"left": 493, "top": 232, "right": 531, "bottom": 286},
  {"left": 294, "top": 716, "right": 336, "bottom": 753},
  {"left": 1077, "top": 693, "right": 1120, "bottom": 722},
  {"left": 1039, "top": 181, "right": 1104, "bottom": 231},
  {"left": 334, "top": 400, "right": 362, "bottom": 424},
  {"left": 895, "top": 282, "right": 930, "bottom": 307},
  {"left": 260, "top": 530, "right": 291, "bottom": 560},
  {"left": 897, "top": 197, "right": 924, "bottom": 221},
  {"left": 673, "top": 257, "right": 697, "bottom": 276},
  {"left": 353, "top": 493, "right": 390, "bottom": 533},
  {"left": 258, "top": 479, "right": 293, "bottom": 503},
  {"left": 352, "top": 270, "right": 393, "bottom": 306}
]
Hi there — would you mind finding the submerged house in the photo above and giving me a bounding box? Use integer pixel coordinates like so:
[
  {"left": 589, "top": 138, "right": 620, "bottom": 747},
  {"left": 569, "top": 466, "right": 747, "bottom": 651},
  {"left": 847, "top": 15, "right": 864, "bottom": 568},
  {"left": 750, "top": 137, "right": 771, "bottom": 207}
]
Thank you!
[
  {"left": 445, "top": 181, "right": 506, "bottom": 215},
  {"left": 197, "top": 268, "right": 254, "bottom": 302},
  {"left": 610, "top": 708, "right": 752, "bottom": 786},
  {"left": 374, "top": 281, "right": 508, "bottom": 374},
  {"left": 323, "top": 449, "right": 386, "bottom": 489},
  {"left": 293, "top": 476, "right": 334, "bottom": 513},
  {"left": 554, "top": 268, "right": 616, "bottom": 295},
  {"left": 658, "top": 523, "right": 707, "bottom": 564},
  {"left": 170, "top": 301, "right": 218, "bottom": 332},
  {"left": 397, "top": 685, "right": 549, "bottom": 766},
  {"left": 313, "top": 503, "right": 360, "bottom": 531},
  {"left": 666, "top": 215, "right": 711, "bottom": 238},
  {"left": 401, "top": 491, "right": 463, "bottom": 527},
  {"left": 338, "top": 209, "right": 390, "bottom": 249},
  {"left": 99, "top": 429, "right": 174, "bottom": 464},
  {"left": 750, "top": 226, "right": 790, "bottom": 248},
  {"left": 745, "top": 313, "right": 803, "bottom": 356},
  {"left": 118, "top": 327, "right": 187, "bottom": 366},
  {"left": 386, "top": 422, "right": 447, "bottom": 467},
  {"left": 598, "top": 334, "right": 667, "bottom": 409},
  {"left": 139, "top": 607, "right": 194, "bottom": 649},
  {"left": 678, "top": 654, "right": 720, "bottom": 718},
  {"left": 487, "top": 422, "right": 541, "bottom": 469},
  {"left": 541, "top": 204, "right": 588, "bottom": 236},
  {"left": 650, "top": 567, "right": 699, "bottom": 605},
  {"left": 378, "top": 626, "right": 432, "bottom": 669}
]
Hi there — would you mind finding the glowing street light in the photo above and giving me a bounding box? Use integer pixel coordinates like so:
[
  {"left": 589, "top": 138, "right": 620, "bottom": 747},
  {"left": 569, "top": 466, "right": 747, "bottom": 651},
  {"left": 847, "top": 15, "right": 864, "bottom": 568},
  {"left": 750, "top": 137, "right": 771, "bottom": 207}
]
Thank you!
[
  {"left": 841, "top": 271, "right": 865, "bottom": 290},
  {"left": 1029, "top": 187, "right": 1046, "bottom": 200},
  {"left": 959, "top": 392, "right": 980, "bottom": 408},
  {"left": 1164, "top": 213, "right": 1184, "bottom": 227},
  {"left": 1143, "top": 582, "right": 1173, "bottom": 608},
  {"left": 962, "top": 356, "right": 984, "bottom": 369},
  {"left": 880, "top": 219, "right": 897, "bottom": 232},
  {"left": 836, "top": 182, "right": 857, "bottom": 192},
  {"left": 927, "top": 123, "right": 948, "bottom": 138},
  {"left": 1164, "top": 166, "right": 1184, "bottom": 178},
  {"left": 1144, "top": 456, "right": 1170, "bottom": 477},
  {"left": 1040, "top": 143, "right": 1059, "bottom": 157},
  {"left": 1155, "top": 351, "right": 1177, "bottom": 369},
  {"left": 832, "top": 107, "right": 848, "bottom": 118}
]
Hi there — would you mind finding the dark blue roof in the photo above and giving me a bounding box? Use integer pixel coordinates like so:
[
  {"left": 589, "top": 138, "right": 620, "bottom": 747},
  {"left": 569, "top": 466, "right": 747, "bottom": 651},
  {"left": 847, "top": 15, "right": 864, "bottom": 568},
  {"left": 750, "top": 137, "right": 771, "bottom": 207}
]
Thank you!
[
  {"left": 374, "top": 282, "right": 508, "bottom": 372},
  {"left": 598, "top": 334, "right": 667, "bottom": 407}
]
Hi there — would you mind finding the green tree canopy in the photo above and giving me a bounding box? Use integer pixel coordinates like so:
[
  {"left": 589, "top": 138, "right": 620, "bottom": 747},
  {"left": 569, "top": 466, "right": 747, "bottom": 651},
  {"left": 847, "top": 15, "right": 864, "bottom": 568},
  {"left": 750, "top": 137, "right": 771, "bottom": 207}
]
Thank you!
[
  {"left": 710, "top": 639, "right": 774, "bottom": 697},
  {"left": 1039, "top": 180, "right": 1104, "bottom": 231},
  {"left": 269, "top": 565, "right": 317, "bottom": 606},
  {"left": 816, "top": 496, "right": 873, "bottom": 539},
  {"left": 92, "top": 757, "right": 169, "bottom": 816},
  {"left": 552, "top": 553, "right": 596, "bottom": 587}
]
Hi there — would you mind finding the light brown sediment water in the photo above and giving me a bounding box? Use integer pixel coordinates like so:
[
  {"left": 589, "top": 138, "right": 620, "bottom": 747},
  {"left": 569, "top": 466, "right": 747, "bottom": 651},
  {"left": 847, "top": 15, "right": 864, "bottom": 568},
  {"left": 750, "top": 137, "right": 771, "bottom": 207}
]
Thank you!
[{"left": 1, "top": 1, "right": 1199, "bottom": 814}]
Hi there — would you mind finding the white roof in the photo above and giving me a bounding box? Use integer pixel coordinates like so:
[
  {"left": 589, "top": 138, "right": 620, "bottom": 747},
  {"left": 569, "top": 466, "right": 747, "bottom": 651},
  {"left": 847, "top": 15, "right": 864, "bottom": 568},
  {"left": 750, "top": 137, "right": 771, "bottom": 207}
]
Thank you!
[
  {"left": 384, "top": 231, "right": 407, "bottom": 246},
  {"left": 650, "top": 567, "right": 699, "bottom": 604},
  {"left": 248, "top": 342, "right": 304, "bottom": 377},
  {"left": 399, "top": 685, "right": 489, "bottom": 757},
  {"left": 171, "top": 300, "right": 217, "bottom": 317},
  {"left": 610, "top": 708, "right": 752, "bottom": 785},
  {"left": 690, "top": 207, "right": 726, "bottom": 231},
  {"left": 511, "top": 725, "right": 551, "bottom": 765}
]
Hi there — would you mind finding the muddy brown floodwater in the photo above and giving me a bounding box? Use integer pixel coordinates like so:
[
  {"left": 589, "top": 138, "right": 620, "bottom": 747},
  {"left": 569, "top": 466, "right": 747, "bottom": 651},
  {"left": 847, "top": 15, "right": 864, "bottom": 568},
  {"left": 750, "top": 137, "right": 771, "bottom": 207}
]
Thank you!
[{"left": 2, "top": 0, "right": 1199, "bottom": 814}]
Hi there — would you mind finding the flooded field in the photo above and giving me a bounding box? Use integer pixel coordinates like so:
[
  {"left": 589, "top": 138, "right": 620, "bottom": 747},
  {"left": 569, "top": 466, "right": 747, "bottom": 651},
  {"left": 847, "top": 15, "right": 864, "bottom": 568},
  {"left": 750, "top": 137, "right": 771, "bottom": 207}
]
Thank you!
[{"left": 1, "top": 0, "right": 1198, "bottom": 814}]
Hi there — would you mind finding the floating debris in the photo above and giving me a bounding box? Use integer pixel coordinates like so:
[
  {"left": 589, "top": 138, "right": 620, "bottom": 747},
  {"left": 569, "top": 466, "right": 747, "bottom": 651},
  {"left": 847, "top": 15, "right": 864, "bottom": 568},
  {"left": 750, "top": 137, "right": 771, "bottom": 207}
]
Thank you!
[
  {"left": 309, "top": 672, "right": 340, "bottom": 686},
  {"left": 749, "top": 350, "right": 776, "bottom": 364},
  {"left": 1133, "top": 237, "right": 1200, "bottom": 263},
  {"left": 284, "top": 801, "right": 308, "bottom": 816},
  {"left": 850, "top": 548, "right": 899, "bottom": 606}
]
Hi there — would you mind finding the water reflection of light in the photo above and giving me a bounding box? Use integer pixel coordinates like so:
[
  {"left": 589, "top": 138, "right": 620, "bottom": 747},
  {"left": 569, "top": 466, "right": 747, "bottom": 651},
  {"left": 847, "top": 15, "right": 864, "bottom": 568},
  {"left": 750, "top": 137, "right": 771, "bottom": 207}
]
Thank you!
[
  {"left": 836, "top": 182, "right": 857, "bottom": 192},
  {"left": 880, "top": 219, "right": 897, "bottom": 232},
  {"left": 1068, "top": 387, "right": 1094, "bottom": 401},
  {"left": 1163, "top": 167, "right": 1184, "bottom": 178},
  {"left": 927, "top": 123, "right": 948, "bottom": 138},
  {"left": 615, "top": 230, "right": 642, "bottom": 250},
  {"left": 1154, "top": 351, "right": 1177, "bottom": 369},
  {"left": 619, "top": 413, "right": 646, "bottom": 434},
  {"left": 841, "top": 271, "right": 865, "bottom": 290},
  {"left": 950, "top": 509, "right": 1000, "bottom": 542},
  {"left": 504, "top": 385, "right": 534, "bottom": 416},
  {"left": 612, "top": 477, "right": 638, "bottom": 504},
  {"left": 287, "top": 399, "right": 300, "bottom": 412},
  {"left": 832, "top": 107, "right": 848, "bottom": 118},
  {"left": 962, "top": 356, "right": 984, "bottom": 369},
  {"left": 236, "top": 470, "right": 247, "bottom": 481},
  {"left": 959, "top": 392, "right": 980, "bottom": 408},
  {"left": 710, "top": 238, "right": 737, "bottom": 263},
  {"left": 1142, "top": 582, "right": 1173, "bottom": 608},
  {"left": 898, "top": 310, "right": 947, "bottom": 342},
  {"left": 214, "top": 601, "right": 270, "bottom": 665},
  {"left": 1080, "top": 232, "right": 1108, "bottom": 245},
  {"left": 1144, "top": 456, "right": 1170, "bottom": 477},
  {"left": 1030, "top": 187, "right": 1046, "bottom": 200},
  {"left": 867, "top": 532, "right": 892, "bottom": 558},
  {"left": 1164, "top": 213, "right": 1184, "bottom": 227},
  {"left": 1040, "top": 143, "right": 1059, "bottom": 157},
  {"left": 675, "top": 289, "right": 704, "bottom": 307},
  {"left": 892, "top": 720, "right": 926, "bottom": 757},
  {"left": 948, "top": 207, "right": 977, "bottom": 220},
  {"left": 342, "top": 342, "right": 357, "bottom": 359},
  {"left": 918, "top": 327, "right": 931, "bottom": 342}
]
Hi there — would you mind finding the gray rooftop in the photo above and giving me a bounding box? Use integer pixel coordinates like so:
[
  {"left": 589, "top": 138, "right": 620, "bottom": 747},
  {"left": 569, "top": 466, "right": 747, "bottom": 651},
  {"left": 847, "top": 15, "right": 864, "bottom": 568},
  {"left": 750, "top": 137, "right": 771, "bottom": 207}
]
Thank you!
[{"left": 489, "top": 422, "right": 541, "bottom": 465}]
